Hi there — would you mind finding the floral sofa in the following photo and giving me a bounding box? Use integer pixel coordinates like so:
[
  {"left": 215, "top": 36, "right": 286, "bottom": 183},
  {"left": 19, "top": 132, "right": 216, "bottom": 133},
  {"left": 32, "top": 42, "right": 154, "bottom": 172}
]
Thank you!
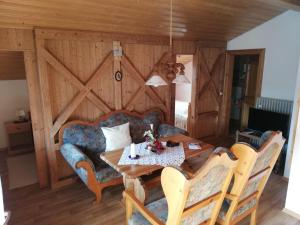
[{"left": 59, "top": 109, "right": 187, "bottom": 203}]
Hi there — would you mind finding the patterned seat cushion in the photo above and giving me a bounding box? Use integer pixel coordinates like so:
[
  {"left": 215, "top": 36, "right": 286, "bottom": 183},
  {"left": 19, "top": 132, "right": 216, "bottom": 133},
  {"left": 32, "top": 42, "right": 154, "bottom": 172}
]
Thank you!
[
  {"left": 128, "top": 198, "right": 168, "bottom": 225},
  {"left": 218, "top": 199, "right": 257, "bottom": 221},
  {"left": 95, "top": 167, "right": 122, "bottom": 183}
]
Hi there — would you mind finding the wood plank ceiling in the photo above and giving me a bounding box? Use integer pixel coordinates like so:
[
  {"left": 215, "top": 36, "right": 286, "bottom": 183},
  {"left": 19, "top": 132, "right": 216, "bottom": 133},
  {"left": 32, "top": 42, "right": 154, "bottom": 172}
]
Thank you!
[{"left": 0, "top": 0, "right": 299, "bottom": 41}]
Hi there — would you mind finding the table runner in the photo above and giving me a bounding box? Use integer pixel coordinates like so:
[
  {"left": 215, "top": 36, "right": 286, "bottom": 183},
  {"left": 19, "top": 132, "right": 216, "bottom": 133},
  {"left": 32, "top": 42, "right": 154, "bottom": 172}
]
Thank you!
[{"left": 118, "top": 142, "right": 185, "bottom": 167}]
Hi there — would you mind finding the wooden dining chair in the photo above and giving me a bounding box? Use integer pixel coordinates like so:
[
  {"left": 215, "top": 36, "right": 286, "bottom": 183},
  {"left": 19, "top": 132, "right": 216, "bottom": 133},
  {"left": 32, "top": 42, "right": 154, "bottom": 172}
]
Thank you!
[
  {"left": 123, "top": 150, "right": 238, "bottom": 225},
  {"left": 217, "top": 131, "right": 285, "bottom": 225}
]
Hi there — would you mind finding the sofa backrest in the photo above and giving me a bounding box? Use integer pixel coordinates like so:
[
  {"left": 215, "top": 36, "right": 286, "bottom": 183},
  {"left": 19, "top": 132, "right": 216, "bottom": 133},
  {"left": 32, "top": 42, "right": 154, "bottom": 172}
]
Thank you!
[{"left": 59, "top": 109, "right": 164, "bottom": 153}]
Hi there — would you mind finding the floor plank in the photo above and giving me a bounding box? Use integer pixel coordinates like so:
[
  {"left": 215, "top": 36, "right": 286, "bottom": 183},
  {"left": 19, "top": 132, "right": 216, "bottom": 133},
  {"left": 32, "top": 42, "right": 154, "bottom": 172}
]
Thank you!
[{"left": 1, "top": 151, "right": 299, "bottom": 225}]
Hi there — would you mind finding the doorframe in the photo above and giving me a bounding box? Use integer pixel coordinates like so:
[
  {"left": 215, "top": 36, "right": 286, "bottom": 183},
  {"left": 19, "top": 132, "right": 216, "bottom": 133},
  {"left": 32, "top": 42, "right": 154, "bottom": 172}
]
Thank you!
[
  {"left": 223, "top": 48, "right": 265, "bottom": 136},
  {"left": 0, "top": 28, "right": 49, "bottom": 188}
]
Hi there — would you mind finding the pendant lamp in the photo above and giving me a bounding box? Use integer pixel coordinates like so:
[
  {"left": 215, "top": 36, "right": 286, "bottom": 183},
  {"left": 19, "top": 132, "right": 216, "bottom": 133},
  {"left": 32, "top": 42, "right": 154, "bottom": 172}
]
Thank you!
[
  {"left": 145, "top": 73, "right": 168, "bottom": 87},
  {"left": 145, "top": 0, "right": 190, "bottom": 87}
]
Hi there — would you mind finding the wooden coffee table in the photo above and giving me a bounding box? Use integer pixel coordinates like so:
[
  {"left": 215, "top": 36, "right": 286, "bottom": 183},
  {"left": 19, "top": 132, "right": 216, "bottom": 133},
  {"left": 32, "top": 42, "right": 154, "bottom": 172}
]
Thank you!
[{"left": 100, "top": 134, "right": 214, "bottom": 203}]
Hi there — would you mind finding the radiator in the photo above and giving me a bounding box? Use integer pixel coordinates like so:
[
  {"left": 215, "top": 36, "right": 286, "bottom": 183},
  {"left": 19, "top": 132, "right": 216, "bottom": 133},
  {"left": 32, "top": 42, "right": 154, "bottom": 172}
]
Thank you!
[{"left": 255, "top": 97, "right": 293, "bottom": 115}]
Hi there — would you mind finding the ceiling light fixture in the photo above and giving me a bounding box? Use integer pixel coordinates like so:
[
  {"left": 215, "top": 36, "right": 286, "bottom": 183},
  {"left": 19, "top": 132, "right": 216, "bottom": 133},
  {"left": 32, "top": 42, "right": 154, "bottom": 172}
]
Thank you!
[{"left": 145, "top": 0, "right": 190, "bottom": 87}]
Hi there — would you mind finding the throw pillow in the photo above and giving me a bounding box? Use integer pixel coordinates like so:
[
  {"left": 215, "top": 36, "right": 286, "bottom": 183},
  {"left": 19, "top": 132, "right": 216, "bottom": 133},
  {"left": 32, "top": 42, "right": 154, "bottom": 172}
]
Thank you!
[{"left": 101, "top": 122, "right": 132, "bottom": 151}]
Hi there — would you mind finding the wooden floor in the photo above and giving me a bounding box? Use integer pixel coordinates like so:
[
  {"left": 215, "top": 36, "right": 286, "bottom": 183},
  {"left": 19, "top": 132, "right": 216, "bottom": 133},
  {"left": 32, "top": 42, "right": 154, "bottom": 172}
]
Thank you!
[{"left": 1, "top": 151, "right": 300, "bottom": 225}]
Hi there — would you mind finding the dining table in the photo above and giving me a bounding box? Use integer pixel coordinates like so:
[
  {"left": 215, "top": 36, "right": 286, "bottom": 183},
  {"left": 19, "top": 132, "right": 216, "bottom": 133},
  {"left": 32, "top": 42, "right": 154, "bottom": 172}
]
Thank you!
[{"left": 100, "top": 134, "right": 214, "bottom": 204}]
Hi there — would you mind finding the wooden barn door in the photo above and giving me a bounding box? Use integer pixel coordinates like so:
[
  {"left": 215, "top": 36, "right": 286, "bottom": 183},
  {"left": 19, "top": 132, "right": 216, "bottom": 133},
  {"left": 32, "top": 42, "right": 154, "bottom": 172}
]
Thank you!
[{"left": 191, "top": 47, "right": 226, "bottom": 140}]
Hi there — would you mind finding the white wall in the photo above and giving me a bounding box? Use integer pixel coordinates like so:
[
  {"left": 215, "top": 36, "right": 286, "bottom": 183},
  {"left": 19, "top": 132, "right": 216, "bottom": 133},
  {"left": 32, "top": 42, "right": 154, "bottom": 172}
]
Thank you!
[
  {"left": 228, "top": 10, "right": 300, "bottom": 101},
  {"left": 175, "top": 61, "right": 193, "bottom": 102},
  {"left": 227, "top": 10, "right": 300, "bottom": 177},
  {"left": 285, "top": 58, "right": 300, "bottom": 217},
  {"left": 0, "top": 80, "right": 29, "bottom": 149}
]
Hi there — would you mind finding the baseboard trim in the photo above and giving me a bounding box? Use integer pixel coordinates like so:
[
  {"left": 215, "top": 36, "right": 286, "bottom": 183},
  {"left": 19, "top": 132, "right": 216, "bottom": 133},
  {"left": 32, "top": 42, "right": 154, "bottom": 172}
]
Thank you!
[{"left": 283, "top": 208, "right": 300, "bottom": 220}]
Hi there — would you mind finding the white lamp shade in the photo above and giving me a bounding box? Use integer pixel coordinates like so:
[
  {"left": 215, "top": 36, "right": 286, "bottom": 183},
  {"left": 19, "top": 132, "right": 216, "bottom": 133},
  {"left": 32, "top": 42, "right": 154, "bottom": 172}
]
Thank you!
[
  {"left": 172, "top": 74, "right": 190, "bottom": 84},
  {"left": 145, "top": 75, "right": 168, "bottom": 87}
]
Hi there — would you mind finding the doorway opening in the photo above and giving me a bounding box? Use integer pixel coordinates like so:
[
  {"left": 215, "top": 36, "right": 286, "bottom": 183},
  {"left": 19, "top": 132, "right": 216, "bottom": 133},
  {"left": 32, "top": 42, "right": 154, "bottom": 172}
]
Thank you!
[
  {"left": 0, "top": 51, "right": 37, "bottom": 190},
  {"left": 174, "top": 54, "right": 193, "bottom": 132},
  {"left": 230, "top": 54, "right": 259, "bottom": 134},
  {"left": 226, "top": 49, "right": 265, "bottom": 136}
]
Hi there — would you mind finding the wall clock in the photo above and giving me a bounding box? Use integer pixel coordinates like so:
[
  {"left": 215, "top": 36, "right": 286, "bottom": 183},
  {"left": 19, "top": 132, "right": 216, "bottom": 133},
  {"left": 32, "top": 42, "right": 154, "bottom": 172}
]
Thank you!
[{"left": 115, "top": 70, "right": 123, "bottom": 81}]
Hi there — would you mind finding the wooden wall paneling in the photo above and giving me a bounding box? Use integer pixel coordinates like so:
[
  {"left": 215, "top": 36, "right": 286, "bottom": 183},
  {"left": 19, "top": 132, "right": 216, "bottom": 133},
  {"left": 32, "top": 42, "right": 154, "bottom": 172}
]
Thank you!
[
  {"left": 113, "top": 41, "right": 122, "bottom": 110},
  {"left": 197, "top": 40, "right": 227, "bottom": 48},
  {"left": 173, "top": 40, "right": 196, "bottom": 55},
  {"left": 93, "top": 41, "right": 116, "bottom": 114},
  {"left": 35, "top": 29, "right": 169, "bottom": 45},
  {"left": 34, "top": 29, "right": 178, "bottom": 186},
  {"left": 23, "top": 51, "right": 49, "bottom": 188},
  {"left": 0, "top": 28, "right": 34, "bottom": 51},
  {"left": 36, "top": 38, "right": 59, "bottom": 187},
  {"left": 121, "top": 43, "right": 171, "bottom": 120},
  {"left": 40, "top": 47, "right": 113, "bottom": 137},
  {"left": 121, "top": 53, "right": 168, "bottom": 115},
  {"left": 121, "top": 48, "right": 167, "bottom": 113}
]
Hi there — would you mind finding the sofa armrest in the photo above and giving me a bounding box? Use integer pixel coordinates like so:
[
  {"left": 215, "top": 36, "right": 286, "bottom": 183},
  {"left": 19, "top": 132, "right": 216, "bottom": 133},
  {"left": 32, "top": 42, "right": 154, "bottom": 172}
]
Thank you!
[
  {"left": 60, "top": 143, "right": 96, "bottom": 185},
  {"left": 158, "top": 123, "right": 188, "bottom": 137}
]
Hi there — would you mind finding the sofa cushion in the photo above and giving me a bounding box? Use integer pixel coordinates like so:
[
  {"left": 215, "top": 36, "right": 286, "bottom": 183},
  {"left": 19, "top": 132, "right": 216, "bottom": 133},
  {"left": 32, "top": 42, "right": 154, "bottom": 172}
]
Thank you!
[
  {"left": 95, "top": 167, "right": 122, "bottom": 183},
  {"left": 158, "top": 123, "right": 188, "bottom": 137},
  {"left": 62, "top": 111, "right": 163, "bottom": 154}
]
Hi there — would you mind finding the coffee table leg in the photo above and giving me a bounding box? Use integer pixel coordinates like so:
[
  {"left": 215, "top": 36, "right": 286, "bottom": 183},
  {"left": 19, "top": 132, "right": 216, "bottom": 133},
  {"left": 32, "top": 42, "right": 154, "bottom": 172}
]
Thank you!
[{"left": 123, "top": 176, "right": 146, "bottom": 204}]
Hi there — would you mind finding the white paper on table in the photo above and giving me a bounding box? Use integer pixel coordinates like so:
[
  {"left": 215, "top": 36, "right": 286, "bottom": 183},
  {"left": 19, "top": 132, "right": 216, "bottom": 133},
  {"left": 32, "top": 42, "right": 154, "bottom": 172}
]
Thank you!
[{"left": 188, "top": 143, "right": 201, "bottom": 150}]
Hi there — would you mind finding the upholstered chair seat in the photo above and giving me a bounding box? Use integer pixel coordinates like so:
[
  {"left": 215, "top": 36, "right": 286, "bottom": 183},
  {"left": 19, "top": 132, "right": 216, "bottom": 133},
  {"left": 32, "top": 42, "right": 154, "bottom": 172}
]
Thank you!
[
  {"left": 218, "top": 198, "right": 257, "bottom": 221},
  {"left": 128, "top": 198, "right": 168, "bottom": 225}
]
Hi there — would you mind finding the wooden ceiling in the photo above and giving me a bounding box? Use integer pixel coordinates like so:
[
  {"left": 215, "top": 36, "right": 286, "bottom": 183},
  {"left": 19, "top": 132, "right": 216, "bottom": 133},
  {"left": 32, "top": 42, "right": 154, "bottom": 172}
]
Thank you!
[{"left": 0, "top": 0, "right": 299, "bottom": 41}]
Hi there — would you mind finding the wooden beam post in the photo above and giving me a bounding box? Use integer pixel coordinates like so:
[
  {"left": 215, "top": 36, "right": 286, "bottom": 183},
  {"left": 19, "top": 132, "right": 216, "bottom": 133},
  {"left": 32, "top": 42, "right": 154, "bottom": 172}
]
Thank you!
[
  {"left": 36, "top": 38, "right": 59, "bottom": 187},
  {"left": 113, "top": 41, "right": 122, "bottom": 110},
  {"left": 23, "top": 51, "right": 49, "bottom": 188}
]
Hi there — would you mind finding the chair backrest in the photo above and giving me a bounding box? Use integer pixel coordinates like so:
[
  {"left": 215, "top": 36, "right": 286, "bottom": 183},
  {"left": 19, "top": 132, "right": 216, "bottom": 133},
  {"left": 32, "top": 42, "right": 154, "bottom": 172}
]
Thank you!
[
  {"left": 240, "top": 131, "right": 285, "bottom": 200},
  {"left": 224, "top": 131, "right": 285, "bottom": 223},
  {"left": 161, "top": 151, "right": 238, "bottom": 225}
]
